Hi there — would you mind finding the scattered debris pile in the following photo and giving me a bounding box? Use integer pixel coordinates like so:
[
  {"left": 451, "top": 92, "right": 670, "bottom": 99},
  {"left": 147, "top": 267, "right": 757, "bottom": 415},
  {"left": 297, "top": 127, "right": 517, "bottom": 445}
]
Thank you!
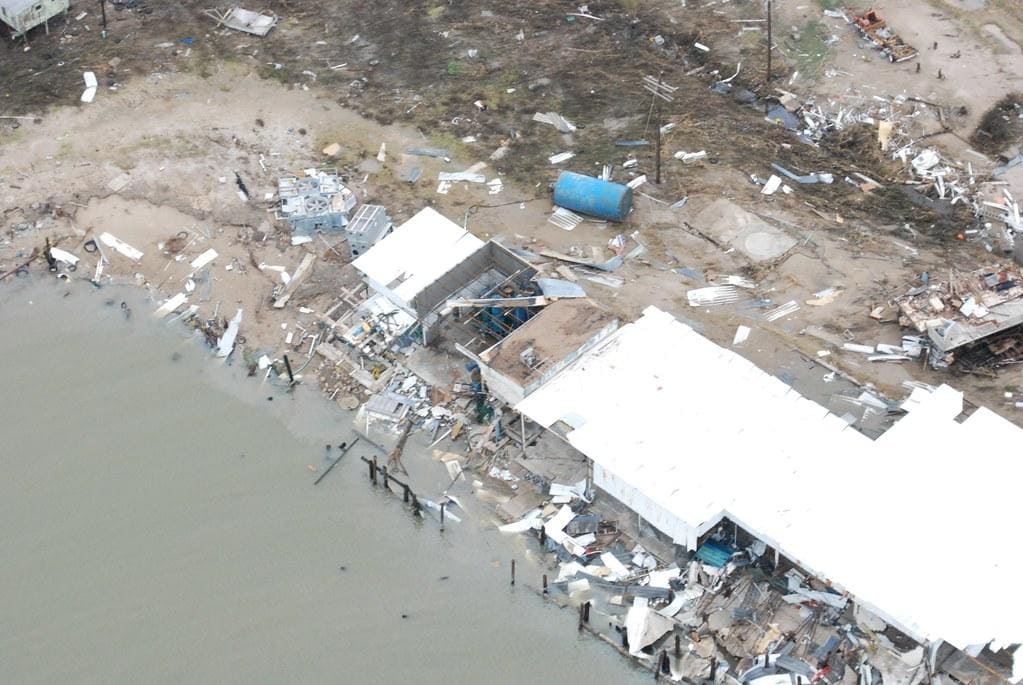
[
  {"left": 849, "top": 8, "right": 918, "bottom": 63},
  {"left": 892, "top": 266, "right": 1023, "bottom": 371},
  {"left": 497, "top": 495, "right": 1001, "bottom": 684}
]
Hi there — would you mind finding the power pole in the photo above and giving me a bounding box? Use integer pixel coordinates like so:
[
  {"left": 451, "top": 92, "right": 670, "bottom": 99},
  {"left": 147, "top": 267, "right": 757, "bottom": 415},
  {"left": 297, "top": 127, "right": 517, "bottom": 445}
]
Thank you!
[
  {"left": 642, "top": 74, "right": 676, "bottom": 186},
  {"left": 766, "top": 0, "right": 773, "bottom": 83},
  {"left": 99, "top": 0, "right": 108, "bottom": 38},
  {"left": 655, "top": 103, "right": 662, "bottom": 185}
]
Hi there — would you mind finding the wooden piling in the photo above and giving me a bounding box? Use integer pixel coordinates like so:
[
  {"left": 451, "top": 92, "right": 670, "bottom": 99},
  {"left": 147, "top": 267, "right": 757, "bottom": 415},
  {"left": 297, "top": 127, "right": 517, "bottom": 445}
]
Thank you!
[
  {"left": 370, "top": 456, "right": 378, "bottom": 485},
  {"left": 439, "top": 502, "right": 445, "bottom": 531},
  {"left": 283, "top": 354, "right": 295, "bottom": 384},
  {"left": 578, "top": 601, "right": 591, "bottom": 631},
  {"left": 675, "top": 634, "right": 681, "bottom": 658},
  {"left": 511, "top": 559, "right": 516, "bottom": 586},
  {"left": 542, "top": 574, "right": 548, "bottom": 594},
  {"left": 403, "top": 483, "right": 410, "bottom": 503},
  {"left": 382, "top": 465, "right": 389, "bottom": 490}
]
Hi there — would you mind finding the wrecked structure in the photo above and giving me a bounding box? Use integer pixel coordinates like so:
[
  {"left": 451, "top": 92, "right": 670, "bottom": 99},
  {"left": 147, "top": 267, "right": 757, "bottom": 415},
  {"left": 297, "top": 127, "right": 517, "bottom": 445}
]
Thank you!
[
  {"left": 0, "top": 0, "right": 68, "bottom": 39},
  {"left": 894, "top": 266, "right": 1023, "bottom": 370},
  {"left": 204, "top": 6, "right": 277, "bottom": 37},
  {"left": 502, "top": 306, "right": 1022, "bottom": 678},
  {"left": 275, "top": 169, "right": 357, "bottom": 237}
]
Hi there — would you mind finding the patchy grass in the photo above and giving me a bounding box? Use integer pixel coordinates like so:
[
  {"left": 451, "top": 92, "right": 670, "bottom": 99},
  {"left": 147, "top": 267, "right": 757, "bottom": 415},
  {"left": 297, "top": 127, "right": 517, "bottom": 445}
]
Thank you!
[
  {"left": 816, "top": 0, "right": 842, "bottom": 9},
  {"left": 785, "top": 19, "right": 834, "bottom": 80},
  {"left": 0, "top": 127, "right": 25, "bottom": 146},
  {"left": 620, "top": 0, "right": 642, "bottom": 16}
]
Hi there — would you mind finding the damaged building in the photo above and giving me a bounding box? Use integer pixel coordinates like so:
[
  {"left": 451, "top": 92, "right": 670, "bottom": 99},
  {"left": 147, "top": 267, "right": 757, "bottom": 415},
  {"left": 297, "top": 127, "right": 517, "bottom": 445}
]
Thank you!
[
  {"left": 498, "top": 305, "right": 1022, "bottom": 682},
  {"left": 458, "top": 298, "right": 618, "bottom": 406},
  {"left": 350, "top": 207, "right": 537, "bottom": 346},
  {"left": 0, "top": 0, "right": 68, "bottom": 39}
]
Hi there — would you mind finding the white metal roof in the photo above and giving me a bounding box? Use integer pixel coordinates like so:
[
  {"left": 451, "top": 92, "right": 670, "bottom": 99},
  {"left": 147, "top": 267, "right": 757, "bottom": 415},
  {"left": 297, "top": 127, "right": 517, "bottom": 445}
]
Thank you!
[
  {"left": 352, "top": 207, "right": 483, "bottom": 308},
  {"left": 516, "top": 305, "right": 1023, "bottom": 652}
]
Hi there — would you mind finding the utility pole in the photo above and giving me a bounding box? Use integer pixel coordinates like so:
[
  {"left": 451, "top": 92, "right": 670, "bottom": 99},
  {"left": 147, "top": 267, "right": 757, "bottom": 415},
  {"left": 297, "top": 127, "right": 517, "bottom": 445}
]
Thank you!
[
  {"left": 642, "top": 74, "right": 677, "bottom": 186},
  {"left": 99, "top": 0, "right": 108, "bottom": 39},
  {"left": 766, "top": 0, "right": 773, "bottom": 83},
  {"left": 655, "top": 100, "right": 662, "bottom": 185}
]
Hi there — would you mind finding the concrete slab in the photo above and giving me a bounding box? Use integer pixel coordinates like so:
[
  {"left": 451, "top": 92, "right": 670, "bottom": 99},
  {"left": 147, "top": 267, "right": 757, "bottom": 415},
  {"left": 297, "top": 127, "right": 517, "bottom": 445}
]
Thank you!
[{"left": 693, "top": 198, "right": 797, "bottom": 262}]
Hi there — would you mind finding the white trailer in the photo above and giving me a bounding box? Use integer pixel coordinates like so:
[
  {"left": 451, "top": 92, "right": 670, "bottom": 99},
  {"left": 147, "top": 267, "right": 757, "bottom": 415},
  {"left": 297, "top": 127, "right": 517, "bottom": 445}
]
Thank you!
[{"left": 0, "top": 0, "right": 69, "bottom": 40}]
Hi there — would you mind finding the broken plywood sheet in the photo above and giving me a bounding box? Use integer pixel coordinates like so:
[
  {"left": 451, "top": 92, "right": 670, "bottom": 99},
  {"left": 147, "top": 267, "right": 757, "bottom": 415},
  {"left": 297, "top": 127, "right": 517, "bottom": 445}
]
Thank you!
[{"left": 693, "top": 198, "right": 797, "bottom": 262}]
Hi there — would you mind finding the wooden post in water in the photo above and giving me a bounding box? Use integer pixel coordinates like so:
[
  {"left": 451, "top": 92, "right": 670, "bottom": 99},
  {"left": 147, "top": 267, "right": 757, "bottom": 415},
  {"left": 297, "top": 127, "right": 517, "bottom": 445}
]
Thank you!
[
  {"left": 578, "top": 601, "right": 591, "bottom": 631},
  {"left": 511, "top": 559, "right": 516, "bottom": 586},
  {"left": 439, "top": 502, "right": 445, "bottom": 531},
  {"left": 370, "top": 456, "right": 378, "bottom": 485},
  {"left": 403, "top": 483, "right": 410, "bottom": 503},
  {"left": 675, "top": 634, "right": 681, "bottom": 659},
  {"left": 283, "top": 354, "right": 295, "bottom": 385},
  {"left": 542, "top": 574, "right": 548, "bottom": 594},
  {"left": 382, "top": 465, "right": 389, "bottom": 490}
]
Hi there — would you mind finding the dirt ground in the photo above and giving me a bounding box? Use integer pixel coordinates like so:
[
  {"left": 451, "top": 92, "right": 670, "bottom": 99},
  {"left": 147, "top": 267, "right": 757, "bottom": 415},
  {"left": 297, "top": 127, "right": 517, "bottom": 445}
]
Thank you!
[{"left": 4, "top": 0, "right": 1023, "bottom": 424}]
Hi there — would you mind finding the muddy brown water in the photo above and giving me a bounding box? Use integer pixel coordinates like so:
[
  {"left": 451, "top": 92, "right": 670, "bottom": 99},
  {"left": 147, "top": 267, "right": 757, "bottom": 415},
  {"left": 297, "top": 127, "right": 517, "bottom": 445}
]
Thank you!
[{"left": 0, "top": 278, "right": 647, "bottom": 684}]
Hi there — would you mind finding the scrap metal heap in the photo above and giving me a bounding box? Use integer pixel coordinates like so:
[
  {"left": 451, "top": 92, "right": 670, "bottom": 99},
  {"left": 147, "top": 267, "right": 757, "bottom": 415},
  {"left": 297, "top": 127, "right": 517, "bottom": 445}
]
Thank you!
[
  {"left": 274, "top": 169, "right": 358, "bottom": 236},
  {"left": 774, "top": 91, "right": 1022, "bottom": 250}
]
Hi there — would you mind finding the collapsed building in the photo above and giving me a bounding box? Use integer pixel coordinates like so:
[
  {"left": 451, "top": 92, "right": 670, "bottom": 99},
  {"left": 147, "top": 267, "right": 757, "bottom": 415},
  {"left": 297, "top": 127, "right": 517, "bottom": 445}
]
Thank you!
[{"left": 893, "top": 265, "right": 1023, "bottom": 371}]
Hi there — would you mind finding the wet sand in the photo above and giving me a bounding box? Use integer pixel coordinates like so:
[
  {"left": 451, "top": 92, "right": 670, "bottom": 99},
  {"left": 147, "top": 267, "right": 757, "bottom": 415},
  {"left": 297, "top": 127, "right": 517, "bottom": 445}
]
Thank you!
[{"left": 0, "top": 279, "right": 646, "bottom": 684}]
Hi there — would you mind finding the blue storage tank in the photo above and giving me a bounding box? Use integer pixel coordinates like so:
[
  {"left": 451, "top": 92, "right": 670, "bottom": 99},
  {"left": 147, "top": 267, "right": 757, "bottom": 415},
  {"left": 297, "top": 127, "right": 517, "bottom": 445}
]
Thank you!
[{"left": 553, "top": 171, "right": 633, "bottom": 222}]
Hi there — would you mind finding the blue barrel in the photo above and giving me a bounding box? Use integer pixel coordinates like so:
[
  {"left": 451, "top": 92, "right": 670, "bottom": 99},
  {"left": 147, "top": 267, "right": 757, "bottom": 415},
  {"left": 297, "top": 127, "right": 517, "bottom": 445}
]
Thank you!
[{"left": 553, "top": 171, "right": 633, "bottom": 222}]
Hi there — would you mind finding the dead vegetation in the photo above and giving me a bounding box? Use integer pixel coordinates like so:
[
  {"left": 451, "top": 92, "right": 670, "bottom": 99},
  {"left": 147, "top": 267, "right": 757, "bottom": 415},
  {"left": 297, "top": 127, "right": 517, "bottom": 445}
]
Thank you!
[
  {"left": 1, "top": 0, "right": 953, "bottom": 240},
  {"left": 971, "top": 92, "right": 1023, "bottom": 155}
]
